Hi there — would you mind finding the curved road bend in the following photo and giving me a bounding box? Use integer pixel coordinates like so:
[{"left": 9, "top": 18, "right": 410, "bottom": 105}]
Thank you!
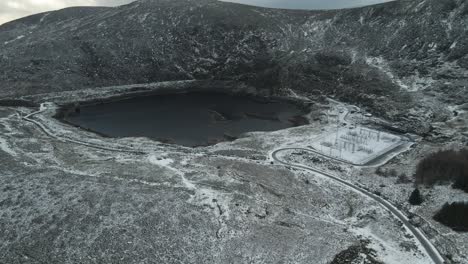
[{"left": 271, "top": 148, "right": 445, "bottom": 264}]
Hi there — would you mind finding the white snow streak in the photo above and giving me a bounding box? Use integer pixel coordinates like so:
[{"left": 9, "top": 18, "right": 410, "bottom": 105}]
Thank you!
[
  {"left": 40, "top": 13, "right": 50, "bottom": 23},
  {"left": 450, "top": 41, "right": 457, "bottom": 49},
  {"left": 4, "top": 35, "right": 24, "bottom": 45},
  {"left": 0, "top": 137, "right": 16, "bottom": 157}
]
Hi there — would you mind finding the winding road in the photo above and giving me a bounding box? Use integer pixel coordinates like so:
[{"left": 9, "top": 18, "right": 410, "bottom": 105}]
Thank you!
[
  {"left": 21, "top": 103, "right": 444, "bottom": 263},
  {"left": 21, "top": 105, "right": 146, "bottom": 154},
  {"left": 271, "top": 147, "right": 445, "bottom": 264}
]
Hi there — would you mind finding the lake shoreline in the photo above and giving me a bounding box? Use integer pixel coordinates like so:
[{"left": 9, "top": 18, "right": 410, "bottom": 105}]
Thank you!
[{"left": 59, "top": 90, "right": 312, "bottom": 147}]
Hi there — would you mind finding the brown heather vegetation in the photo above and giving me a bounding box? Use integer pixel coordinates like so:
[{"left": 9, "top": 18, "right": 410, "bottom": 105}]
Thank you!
[{"left": 415, "top": 149, "right": 468, "bottom": 193}]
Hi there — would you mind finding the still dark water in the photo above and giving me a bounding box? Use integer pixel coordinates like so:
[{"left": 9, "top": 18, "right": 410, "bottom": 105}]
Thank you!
[{"left": 64, "top": 92, "right": 307, "bottom": 147}]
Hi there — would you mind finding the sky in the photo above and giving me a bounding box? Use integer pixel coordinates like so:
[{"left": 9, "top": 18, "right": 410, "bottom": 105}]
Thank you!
[{"left": 0, "top": 0, "right": 395, "bottom": 25}]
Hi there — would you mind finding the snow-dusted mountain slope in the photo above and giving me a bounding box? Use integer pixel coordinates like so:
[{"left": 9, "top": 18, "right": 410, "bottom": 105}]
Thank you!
[
  {"left": 0, "top": 0, "right": 467, "bottom": 133},
  {"left": 0, "top": 0, "right": 466, "bottom": 96}
]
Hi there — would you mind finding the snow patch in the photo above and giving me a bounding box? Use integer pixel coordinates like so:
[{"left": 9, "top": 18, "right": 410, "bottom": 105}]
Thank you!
[
  {"left": 139, "top": 13, "right": 150, "bottom": 23},
  {"left": 40, "top": 13, "right": 50, "bottom": 23},
  {"left": 366, "top": 56, "right": 434, "bottom": 91},
  {"left": 450, "top": 41, "right": 457, "bottom": 49},
  {"left": 353, "top": 226, "right": 431, "bottom": 264},
  {"left": 39, "top": 103, "right": 50, "bottom": 111},
  {"left": 148, "top": 155, "right": 174, "bottom": 167},
  {"left": 4, "top": 35, "right": 25, "bottom": 45},
  {"left": 188, "top": 184, "right": 231, "bottom": 219},
  {"left": 0, "top": 137, "right": 16, "bottom": 157},
  {"left": 413, "top": 0, "right": 427, "bottom": 12},
  {"left": 148, "top": 154, "right": 196, "bottom": 189},
  {"left": 288, "top": 89, "right": 310, "bottom": 101}
]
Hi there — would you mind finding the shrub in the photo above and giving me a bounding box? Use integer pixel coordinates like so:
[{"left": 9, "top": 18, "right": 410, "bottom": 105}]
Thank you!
[
  {"left": 396, "top": 173, "right": 411, "bottom": 184},
  {"left": 453, "top": 174, "right": 468, "bottom": 191},
  {"left": 408, "top": 189, "right": 423, "bottom": 205},
  {"left": 415, "top": 149, "right": 468, "bottom": 193},
  {"left": 376, "top": 167, "right": 384, "bottom": 176},
  {"left": 433, "top": 202, "right": 468, "bottom": 232}
]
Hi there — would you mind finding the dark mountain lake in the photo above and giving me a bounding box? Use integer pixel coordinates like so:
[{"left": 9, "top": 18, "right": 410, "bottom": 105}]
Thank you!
[{"left": 63, "top": 92, "right": 309, "bottom": 147}]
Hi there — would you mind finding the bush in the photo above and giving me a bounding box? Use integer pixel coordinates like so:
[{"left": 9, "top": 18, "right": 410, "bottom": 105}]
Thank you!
[
  {"left": 408, "top": 189, "right": 423, "bottom": 205},
  {"left": 376, "top": 167, "right": 384, "bottom": 176},
  {"left": 433, "top": 202, "right": 468, "bottom": 232},
  {"left": 376, "top": 167, "right": 397, "bottom": 178},
  {"left": 396, "top": 173, "right": 411, "bottom": 184},
  {"left": 415, "top": 149, "right": 468, "bottom": 193}
]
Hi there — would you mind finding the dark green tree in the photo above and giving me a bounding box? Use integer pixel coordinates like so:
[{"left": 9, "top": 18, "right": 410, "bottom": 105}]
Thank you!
[
  {"left": 434, "top": 202, "right": 468, "bottom": 232},
  {"left": 409, "top": 188, "right": 423, "bottom": 205},
  {"left": 415, "top": 149, "right": 468, "bottom": 193}
]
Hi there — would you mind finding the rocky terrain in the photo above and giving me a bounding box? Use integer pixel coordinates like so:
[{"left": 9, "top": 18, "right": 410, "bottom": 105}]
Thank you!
[
  {"left": 0, "top": 102, "right": 438, "bottom": 264},
  {"left": 0, "top": 0, "right": 468, "bottom": 263}
]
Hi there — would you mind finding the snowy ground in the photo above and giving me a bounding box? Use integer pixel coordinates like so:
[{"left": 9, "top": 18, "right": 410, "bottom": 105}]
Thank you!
[
  {"left": 209, "top": 99, "right": 467, "bottom": 263},
  {"left": 0, "top": 96, "right": 466, "bottom": 263},
  {"left": 0, "top": 106, "right": 367, "bottom": 263}
]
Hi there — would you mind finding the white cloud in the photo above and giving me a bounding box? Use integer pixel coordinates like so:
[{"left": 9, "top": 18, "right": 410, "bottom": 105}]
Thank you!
[
  {"left": 0, "top": 13, "right": 19, "bottom": 25},
  {"left": 0, "top": 0, "right": 105, "bottom": 25},
  {"left": 6, "top": 1, "right": 25, "bottom": 9}
]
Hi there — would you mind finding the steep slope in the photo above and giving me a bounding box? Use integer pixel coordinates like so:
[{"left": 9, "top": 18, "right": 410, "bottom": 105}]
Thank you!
[
  {"left": 0, "top": 0, "right": 467, "bottom": 125},
  {"left": 0, "top": 0, "right": 310, "bottom": 96}
]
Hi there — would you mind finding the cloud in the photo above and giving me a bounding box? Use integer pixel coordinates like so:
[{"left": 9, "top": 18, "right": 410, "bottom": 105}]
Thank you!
[
  {"left": 0, "top": 0, "right": 133, "bottom": 25},
  {"left": 0, "top": 0, "right": 394, "bottom": 25},
  {"left": 0, "top": 0, "right": 94, "bottom": 25}
]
